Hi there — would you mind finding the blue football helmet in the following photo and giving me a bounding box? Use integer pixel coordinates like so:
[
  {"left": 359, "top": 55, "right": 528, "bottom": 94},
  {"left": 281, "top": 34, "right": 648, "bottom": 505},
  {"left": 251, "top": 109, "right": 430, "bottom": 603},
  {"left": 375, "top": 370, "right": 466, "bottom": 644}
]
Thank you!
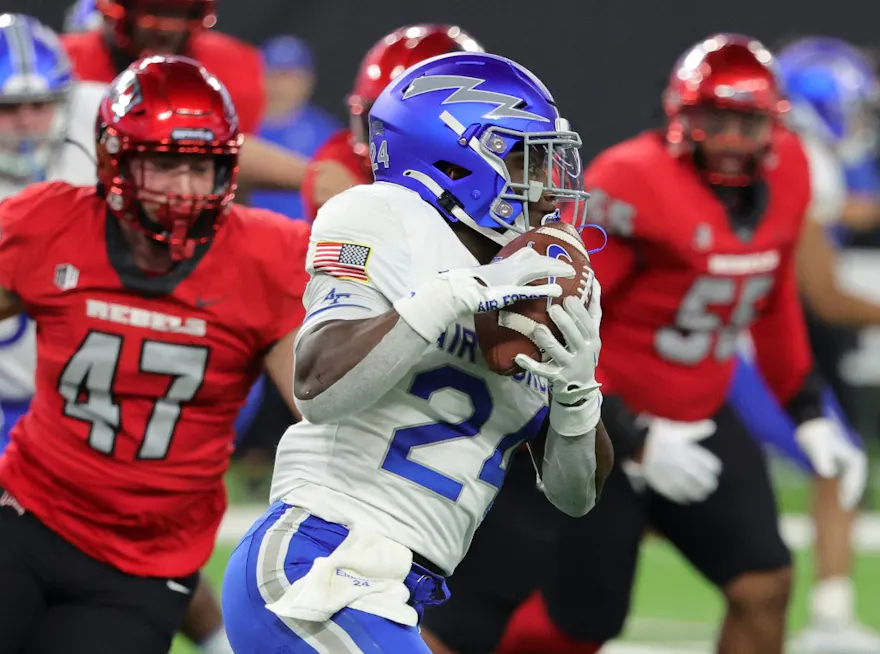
[
  {"left": 778, "top": 37, "right": 879, "bottom": 165},
  {"left": 0, "top": 14, "right": 74, "bottom": 181},
  {"left": 368, "top": 51, "right": 588, "bottom": 245},
  {"left": 63, "top": 0, "right": 102, "bottom": 33}
]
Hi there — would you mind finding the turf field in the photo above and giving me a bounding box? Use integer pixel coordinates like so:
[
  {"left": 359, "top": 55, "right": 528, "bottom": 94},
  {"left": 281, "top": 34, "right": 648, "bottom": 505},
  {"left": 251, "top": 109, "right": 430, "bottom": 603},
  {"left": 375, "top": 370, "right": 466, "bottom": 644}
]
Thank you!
[{"left": 171, "top": 463, "right": 880, "bottom": 654}]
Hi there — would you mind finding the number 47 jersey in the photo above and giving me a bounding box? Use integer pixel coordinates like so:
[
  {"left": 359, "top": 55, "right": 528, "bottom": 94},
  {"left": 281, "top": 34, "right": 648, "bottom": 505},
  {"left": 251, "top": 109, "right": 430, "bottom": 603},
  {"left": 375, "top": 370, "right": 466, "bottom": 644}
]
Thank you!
[
  {"left": 0, "top": 182, "right": 309, "bottom": 578},
  {"left": 585, "top": 129, "right": 815, "bottom": 420},
  {"left": 270, "top": 183, "right": 550, "bottom": 575}
]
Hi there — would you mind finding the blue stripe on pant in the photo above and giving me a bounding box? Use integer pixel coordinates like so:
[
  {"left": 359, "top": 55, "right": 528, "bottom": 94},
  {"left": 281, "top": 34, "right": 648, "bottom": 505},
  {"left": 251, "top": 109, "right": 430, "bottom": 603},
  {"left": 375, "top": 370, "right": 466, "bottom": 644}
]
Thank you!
[
  {"left": 728, "top": 354, "right": 863, "bottom": 472},
  {"left": 222, "top": 502, "right": 446, "bottom": 654},
  {"left": 0, "top": 399, "right": 30, "bottom": 455}
]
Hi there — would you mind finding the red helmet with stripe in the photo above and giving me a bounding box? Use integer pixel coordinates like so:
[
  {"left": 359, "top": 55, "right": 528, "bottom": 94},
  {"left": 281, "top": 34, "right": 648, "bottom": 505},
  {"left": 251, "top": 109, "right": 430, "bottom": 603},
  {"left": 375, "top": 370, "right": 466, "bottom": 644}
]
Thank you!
[
  {"left": 347, "top": 24, "right": 483, "bottom": 157},
  {"left": 664, "top": 33, "right": 790, "bottom": 186},
  {"left": 96, "top": 55, "right": 241, "bottom": 261}
]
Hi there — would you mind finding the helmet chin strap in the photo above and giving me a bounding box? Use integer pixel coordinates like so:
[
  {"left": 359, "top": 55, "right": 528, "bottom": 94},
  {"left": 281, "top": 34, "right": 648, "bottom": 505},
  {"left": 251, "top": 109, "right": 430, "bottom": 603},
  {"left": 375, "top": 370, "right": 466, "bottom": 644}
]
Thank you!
[{"left": 402, "top": 169, "right": 521, "bottom": 246}]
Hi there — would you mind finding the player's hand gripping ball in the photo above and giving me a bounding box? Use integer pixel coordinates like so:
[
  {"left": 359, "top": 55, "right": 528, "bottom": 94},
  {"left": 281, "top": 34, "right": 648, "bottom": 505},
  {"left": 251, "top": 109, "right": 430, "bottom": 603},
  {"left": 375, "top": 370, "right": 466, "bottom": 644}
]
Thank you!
[{"left": 475, "top": 221, "right": 594, "bottom": 375}]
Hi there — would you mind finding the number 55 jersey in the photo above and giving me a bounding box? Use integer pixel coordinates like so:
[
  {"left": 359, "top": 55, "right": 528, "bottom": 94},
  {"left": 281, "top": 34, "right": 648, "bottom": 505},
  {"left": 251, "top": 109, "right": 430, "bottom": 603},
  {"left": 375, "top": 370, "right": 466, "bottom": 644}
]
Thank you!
[
  {"left": 270, "top": 183, "right": 550, "bottom": 575},
  {"left": 585, "top": 129, "right": 814, "bottom": 420},
  {"left": 0, "top": 181, "right": 309, "bottom": 578}
]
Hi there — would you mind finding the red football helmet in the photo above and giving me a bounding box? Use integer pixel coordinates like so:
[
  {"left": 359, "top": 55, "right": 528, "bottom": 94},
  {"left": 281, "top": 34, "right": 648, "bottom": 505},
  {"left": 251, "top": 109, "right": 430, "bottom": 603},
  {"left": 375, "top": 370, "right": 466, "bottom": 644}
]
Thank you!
[
  {"left": 97, "top": 0, "right": 217, "bottom": 57},
  {"left": 96, "top": 55, "right": 242, "bottom": 261},
  {"left": 663, "top": 33, "right": 790, "bottom": 186},
  {"left": 347, "top": 24, "right": 483, "bottom": 157}
]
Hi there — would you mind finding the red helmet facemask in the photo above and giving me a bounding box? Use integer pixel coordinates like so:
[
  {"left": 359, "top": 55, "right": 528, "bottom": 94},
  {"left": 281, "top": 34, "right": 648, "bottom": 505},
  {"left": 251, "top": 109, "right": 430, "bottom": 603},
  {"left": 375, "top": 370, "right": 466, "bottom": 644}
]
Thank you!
[
  {"left": 347, "top": 24, "right": 483, "bottom": 159},
  {"left": 664, "top": 33, "right": 790, "bottom": 187},
  {"left": 96, "top": 55, "right": 241, "bottom": 261},
  {"left": 97, "top": 0, "right": 217, "bottom": 58}
]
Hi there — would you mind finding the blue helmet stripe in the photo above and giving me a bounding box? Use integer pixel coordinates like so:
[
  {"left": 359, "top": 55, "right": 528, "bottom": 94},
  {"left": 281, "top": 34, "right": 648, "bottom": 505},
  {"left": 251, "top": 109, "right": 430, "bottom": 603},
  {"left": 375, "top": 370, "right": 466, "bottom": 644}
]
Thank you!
[
  {"left": 0, "top": 14, "right": 73, "bottom": 103},
  {"left": 7, "top": 19, "right": 34, "bottom": 77}
]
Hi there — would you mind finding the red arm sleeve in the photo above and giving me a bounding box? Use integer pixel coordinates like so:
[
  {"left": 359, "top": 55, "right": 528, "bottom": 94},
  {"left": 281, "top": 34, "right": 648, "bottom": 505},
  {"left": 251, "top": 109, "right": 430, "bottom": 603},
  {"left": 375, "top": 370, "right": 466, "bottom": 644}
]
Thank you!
[
  {"left": 750, "top": 251, "right": 814, "bottom": 404},
  {"left": 0, "top": 184, "right": 51, "bottom": 295},
  {"left": 234, "top": 52, "right": 265, "bottom": 134},
  {"left": 259, "top": 217, "right": 311, "bottom": 349},
  {"left": 301, "top": 163, "right": 320, "bottom": 222}
]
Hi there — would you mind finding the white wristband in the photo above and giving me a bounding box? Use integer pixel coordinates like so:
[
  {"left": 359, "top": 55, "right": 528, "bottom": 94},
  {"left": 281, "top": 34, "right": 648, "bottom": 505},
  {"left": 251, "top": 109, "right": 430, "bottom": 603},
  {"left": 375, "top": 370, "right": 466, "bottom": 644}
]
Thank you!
[
  {"left": 393, "top": 277, "right": 460, "bottom": 343},
  {"left": 549, "top": 392, "right": 603, "bottom": 437}
]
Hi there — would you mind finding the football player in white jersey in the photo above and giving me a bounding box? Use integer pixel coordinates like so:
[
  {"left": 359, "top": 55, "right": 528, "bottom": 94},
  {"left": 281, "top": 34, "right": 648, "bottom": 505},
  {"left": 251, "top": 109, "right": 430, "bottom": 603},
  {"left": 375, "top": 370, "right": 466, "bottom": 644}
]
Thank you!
[
  {"left": 0, "top": 14, "right": 239, "bottom": 654},
  {"left": 221, "top": 51, "right": 613, "bottom": 653},
  {"left": 0, "top": 13, "right": 104, "bottom": 453}
]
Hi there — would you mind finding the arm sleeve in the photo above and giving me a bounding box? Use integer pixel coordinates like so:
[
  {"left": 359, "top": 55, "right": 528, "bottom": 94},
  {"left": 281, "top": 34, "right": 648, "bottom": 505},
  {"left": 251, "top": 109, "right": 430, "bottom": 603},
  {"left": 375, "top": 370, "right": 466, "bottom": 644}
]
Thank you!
[
  {"left": 802, "top": 136, "right": 846, "bottom": 227},
  {"left": 301, "top": 162, "right": 320, "bottom": 222},
  {"left": 258, "top": 217, "right": 311, "bottom": 350},
  {"left": 0, "top": 185, "right": 45, "bottom": 295},
  {"left": 751, "top": 250, "right": 815, "bottom": 406},
  {"left": 541, "top": 421, "right": 598, "bottom": 517}
]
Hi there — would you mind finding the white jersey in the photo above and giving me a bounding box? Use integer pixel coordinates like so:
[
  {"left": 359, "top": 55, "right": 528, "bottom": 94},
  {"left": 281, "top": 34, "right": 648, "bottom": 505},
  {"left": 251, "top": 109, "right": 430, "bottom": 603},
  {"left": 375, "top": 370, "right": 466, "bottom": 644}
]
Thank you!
[
  {"left": 270, "top": 182, "right": 549, "bottom": 574},
  {"left": 0, "top": 81, "right": 105, "bottom": 401},
  {"left": 802, "top": 134, "right": 847, "bottom": 227}
]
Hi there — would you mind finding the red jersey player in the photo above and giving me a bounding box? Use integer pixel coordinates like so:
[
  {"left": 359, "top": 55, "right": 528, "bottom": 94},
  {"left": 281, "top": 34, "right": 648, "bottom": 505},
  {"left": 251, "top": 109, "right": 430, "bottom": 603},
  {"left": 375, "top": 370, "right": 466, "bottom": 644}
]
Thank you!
[
  {"left": 423, "top": 34, "right": 860, "bottom": 654},
  {"left": 63, "top": 0, "right": 346, "bottom": 200},
  {"left": 64, "top": 0, "right": 263, "bottom": 133},
  {"left": 301, "top": 24, "right": 483, "bottom": 221},
  {"left": 0, "top": 55, "right": 307, "bottom": 654}
]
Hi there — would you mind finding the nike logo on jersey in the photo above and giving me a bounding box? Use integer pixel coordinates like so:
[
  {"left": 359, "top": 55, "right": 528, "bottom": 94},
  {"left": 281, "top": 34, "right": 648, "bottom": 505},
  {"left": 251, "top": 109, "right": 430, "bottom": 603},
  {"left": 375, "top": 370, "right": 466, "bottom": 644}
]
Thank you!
[
  {"left": 195, "top": 296, "right": 225, "bottom": 308},
  {"left": 166, "top": 579, "right": 192, "bottom": 595},
  {"left": 86, "top": 299, "right": 207, "bottom": 337}
]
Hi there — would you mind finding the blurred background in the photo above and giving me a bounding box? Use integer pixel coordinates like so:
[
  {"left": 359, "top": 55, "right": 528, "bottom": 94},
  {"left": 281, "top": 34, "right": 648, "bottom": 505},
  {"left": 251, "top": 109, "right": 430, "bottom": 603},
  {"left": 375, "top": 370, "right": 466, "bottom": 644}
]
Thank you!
[
  {"left": 25, "top": 0, "right": 879, "bottom": 159},
  {"left": 7, "top": 0, "right": 880, "bottom": 652}
]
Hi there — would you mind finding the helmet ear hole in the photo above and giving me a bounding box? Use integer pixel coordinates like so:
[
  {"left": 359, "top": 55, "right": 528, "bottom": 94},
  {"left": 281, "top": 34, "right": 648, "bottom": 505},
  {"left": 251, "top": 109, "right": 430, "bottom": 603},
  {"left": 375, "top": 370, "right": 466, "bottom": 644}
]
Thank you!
[{"left": 434, "top": 161, "right": 472, "bottom": 180}]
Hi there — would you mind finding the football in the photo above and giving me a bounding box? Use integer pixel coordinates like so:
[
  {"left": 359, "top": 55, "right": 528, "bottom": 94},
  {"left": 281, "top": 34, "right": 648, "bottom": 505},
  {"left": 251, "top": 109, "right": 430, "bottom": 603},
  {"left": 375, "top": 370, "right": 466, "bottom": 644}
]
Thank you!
[{"left": 475, "top": 221, "right": 593, "bottom": 376}]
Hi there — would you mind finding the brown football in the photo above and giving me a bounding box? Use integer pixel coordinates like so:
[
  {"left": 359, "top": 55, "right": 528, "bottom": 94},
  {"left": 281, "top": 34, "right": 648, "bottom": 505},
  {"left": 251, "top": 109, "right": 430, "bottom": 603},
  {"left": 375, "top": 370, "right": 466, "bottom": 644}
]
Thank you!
[{"left": 475, "top": 221, "right": 593, "bottom": 376}]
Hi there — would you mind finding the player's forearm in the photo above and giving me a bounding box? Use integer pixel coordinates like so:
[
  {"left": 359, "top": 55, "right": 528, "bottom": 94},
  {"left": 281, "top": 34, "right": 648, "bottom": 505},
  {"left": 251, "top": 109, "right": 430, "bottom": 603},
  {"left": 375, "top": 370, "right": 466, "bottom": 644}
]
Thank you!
[
  {"left": 540, "top": 398, "right": 609, "bottom": 517},
  {"left": 238, "top": 136, "right": 308, "bottom": 190},
  {"left": 797, "top": 219, "right": 880, "bottom": 326},
  {"left": 840, "top": 195, "right": 880, "bottom": 231},
  {"left": 803, "top": 284, "right": 880, "bottom": 326},
  {"left": 0, "top": 286, "right": 23, "bottom": 321},
  {"left": 293, "top": 314, "right": 429, "bottom": 423}
]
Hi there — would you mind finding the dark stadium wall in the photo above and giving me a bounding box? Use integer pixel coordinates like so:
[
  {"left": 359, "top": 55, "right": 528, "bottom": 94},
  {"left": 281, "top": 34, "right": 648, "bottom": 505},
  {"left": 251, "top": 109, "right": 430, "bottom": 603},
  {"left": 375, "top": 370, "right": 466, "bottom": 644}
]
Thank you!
[{"left": 26, "top": 0, "right": 875, "bottom": 158}]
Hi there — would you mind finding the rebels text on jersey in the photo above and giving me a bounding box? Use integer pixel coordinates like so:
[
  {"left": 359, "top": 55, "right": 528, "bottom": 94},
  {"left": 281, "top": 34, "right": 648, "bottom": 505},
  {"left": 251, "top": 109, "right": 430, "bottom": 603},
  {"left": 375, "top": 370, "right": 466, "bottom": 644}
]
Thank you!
[
  {"left": 0, "top": 182, "right": 308, "bottom": 578},
  {"left": 301, "top": 129, "right": 373, "bottom": 221},
  {"left": 586, "top": 129, "right": 814, "bottom": 420},
  {"left": 270, "top": 182, "right": 549, "bottom": 575}
]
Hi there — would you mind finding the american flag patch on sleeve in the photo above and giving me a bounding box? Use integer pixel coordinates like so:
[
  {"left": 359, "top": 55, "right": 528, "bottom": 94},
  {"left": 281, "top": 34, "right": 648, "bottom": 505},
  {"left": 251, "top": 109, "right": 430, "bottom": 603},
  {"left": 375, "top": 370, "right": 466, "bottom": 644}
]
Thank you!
[{"left": 313, "top": 242, "right": 372, "bottom": 282}]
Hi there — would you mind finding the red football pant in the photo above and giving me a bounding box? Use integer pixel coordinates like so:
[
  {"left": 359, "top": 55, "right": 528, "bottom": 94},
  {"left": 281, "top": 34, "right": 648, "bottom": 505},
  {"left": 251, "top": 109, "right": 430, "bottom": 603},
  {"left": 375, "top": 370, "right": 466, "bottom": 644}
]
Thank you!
[{"left": 496, "top": 591, "right": 603, "bottom": 654}]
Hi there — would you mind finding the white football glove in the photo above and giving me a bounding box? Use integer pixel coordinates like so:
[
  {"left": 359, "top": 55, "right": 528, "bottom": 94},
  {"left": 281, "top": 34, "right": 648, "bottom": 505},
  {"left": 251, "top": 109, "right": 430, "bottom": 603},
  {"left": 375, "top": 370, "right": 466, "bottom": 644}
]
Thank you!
[
  {"left": 394, "top": 248, "right": 576, "bottom": 343},
  {"left": 796, "top": 417, "right": 867, "bottom": 510},
  {"left": 624, "top": 418, "right": 722, "bottom": 504},
  {"left": 514, "top": 279, "right": 603, "bottom": 436}
]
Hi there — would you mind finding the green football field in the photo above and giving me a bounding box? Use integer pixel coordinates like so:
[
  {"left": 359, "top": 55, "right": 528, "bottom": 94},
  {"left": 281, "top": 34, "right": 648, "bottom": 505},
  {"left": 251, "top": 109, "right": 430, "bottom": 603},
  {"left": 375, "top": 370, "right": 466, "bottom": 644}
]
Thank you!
[{"left": 171, "top": 464, "right": 880, "bottom": 654}]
